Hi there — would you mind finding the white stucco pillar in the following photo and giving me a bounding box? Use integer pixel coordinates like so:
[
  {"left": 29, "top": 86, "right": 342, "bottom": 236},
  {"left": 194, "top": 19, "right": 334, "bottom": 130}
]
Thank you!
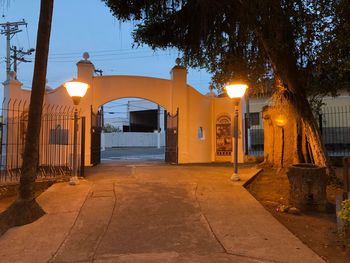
[
  {"left": 157, "top": 131, "right": 161, "bottom": 149},
  {"left": 3, "top": 79, "right": 23, "bottom": 103},
  {"left": 2, "top": 74, "right": 29, "bottom": 168},
  {"left": 101, "top": 132, "right": 105, "bottom": 151},
  {"left": 170, "top": 59, "right": 189, "bottom": 163},
  {"left": 76, "top": 53, "right": 95, "bottom": 166}
]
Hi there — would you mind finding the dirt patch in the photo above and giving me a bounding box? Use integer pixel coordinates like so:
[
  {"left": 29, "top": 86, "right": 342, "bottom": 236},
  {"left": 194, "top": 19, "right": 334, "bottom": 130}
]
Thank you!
[
  {"left": 0, "top": 180, "right": 58, "bottom": 213},
  {"left": 0, "top": 180, "right": 65, "bottom": 236},
  {"left": 247, "top": 167, "right": 349, "bottom": 263}
]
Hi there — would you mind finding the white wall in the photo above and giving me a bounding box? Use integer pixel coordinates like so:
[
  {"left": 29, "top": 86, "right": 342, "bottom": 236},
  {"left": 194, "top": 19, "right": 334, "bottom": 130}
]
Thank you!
[
  {"left": 249, "top": 93, "right": 350, "bottom": 114},
  {"left": 104, "top": 132, "right": 165, "bottom": 148},
  {"left": 4, "top": 58, "right": 247, "bottom": 165}
]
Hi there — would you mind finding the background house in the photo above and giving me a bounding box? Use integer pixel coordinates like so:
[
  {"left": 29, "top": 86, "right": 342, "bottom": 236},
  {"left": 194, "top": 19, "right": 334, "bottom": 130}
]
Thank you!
[
  {"left": 246, "top": 88, "right": 350, "bottom": 157},
  {"left": 102, "top": 99, "right": 166, "bottom": 148}
]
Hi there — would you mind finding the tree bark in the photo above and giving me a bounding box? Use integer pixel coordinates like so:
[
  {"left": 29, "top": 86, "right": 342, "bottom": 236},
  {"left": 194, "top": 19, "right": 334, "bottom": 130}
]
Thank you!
[
  {"left": 19, "top": 0, "right": 54, "bottom": 201},
  {"left": 250, "top": 1, "right": 331, "bottom": 173}
]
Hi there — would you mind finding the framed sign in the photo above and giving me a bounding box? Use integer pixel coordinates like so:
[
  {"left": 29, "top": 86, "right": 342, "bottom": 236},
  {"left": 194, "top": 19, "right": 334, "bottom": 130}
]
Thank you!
[{"left": 216, "top": 115, "right": 232, "bottom": 156}]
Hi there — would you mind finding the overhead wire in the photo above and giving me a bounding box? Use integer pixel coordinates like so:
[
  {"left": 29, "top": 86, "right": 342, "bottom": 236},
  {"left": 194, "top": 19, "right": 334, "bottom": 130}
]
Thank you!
[
  {"left": 38, "top": 54, "right": 175, "bottom": 63},
  {"left": 30, "top": 51, "right": 176, "bottom": 60},
  {"left": 45, "top": 47, "right": 167, "bottom": 57},
  {"left": 27, "top": 47, "right": 177, "bottom": 59}
]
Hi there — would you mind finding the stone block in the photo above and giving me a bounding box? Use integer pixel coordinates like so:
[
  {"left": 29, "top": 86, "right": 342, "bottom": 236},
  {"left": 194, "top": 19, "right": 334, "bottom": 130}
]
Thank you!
[{"left": 287, "top": 164, "right": 327, "bottom": 212}]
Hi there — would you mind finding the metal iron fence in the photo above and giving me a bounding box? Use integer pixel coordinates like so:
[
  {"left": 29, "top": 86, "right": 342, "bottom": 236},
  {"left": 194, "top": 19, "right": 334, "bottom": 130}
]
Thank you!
[
  {"left": 244, "top": 112, "right": 264, "bottom": 156},
  {"left": 246, "top": 105, "right": 350, "bottom": 157},
  {"left": 316, "top": 105, "right": 350, "bottom": 156},
  {"left": 0, "top": 99, "right": 84, "bottom": 183}
]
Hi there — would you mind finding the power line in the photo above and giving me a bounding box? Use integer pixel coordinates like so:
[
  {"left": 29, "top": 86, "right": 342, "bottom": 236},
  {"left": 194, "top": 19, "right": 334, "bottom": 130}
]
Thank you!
[
  {"left": 27, "top": 49, "right": 175, "bottom": 61},
  {"left": 38, "top": 54, "right": 175, "bottom": 64},
  {"left": 25, "top": 47, "right": 177, "bottom": 59},
  {"left": 45, "top": 47, "right": 172, "bottom": 56}
]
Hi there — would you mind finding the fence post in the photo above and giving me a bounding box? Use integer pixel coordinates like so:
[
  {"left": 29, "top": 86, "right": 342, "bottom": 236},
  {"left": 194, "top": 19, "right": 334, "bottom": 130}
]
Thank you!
[
  {"left": 318, "top": 112, "right": 323, "bottom": 135},
  {"left": 244, "top": 113, "right": 249, "bottom": 154},
  {"left": 80, "top": 116, "right": 85, "bottom": 177},
  {"left": 343, "top": 157, "right": 349, "bottom": 194}
]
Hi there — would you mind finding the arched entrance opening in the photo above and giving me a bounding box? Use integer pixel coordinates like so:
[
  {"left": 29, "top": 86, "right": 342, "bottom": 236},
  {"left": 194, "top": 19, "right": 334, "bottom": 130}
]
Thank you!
[
  {"left": 90, "top": 96, "right": 179, "bottom": 165},
  {"left": 100, "top": 97, "right": 166, "bottom": 162}
]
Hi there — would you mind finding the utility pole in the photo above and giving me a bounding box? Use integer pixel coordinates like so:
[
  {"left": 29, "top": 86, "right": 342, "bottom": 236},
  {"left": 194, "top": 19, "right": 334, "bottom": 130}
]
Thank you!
[
  {"left": 157, "top": 105, "right": 160, "bottom": 132},
  {"left": 94, "top": 69, "right": 104, "bottom": 127},
  {"left": 0, "top": 20, "right": 27, "bottom": 80},
  {"left": 10, "top": 46, "right": 35, "bottom": 77},
  {"left": 94, "top": 69, "right": 103, "bottom": 76}
]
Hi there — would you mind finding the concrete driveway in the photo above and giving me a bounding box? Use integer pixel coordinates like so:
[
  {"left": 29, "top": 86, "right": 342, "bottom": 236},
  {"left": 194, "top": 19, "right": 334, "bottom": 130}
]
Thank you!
[
  {"left": 101, "top": 147, "right": 165, "bottom": 161},
  {"left": 0, "top": 161, "right": 324, "bottom": 263}
]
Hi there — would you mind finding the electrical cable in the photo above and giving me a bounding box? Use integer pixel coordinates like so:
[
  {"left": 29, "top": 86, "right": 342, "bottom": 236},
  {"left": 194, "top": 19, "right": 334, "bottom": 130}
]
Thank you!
[
  {"left": 45, "top": 47, "right": 160, "bottom": 57},
  {"left": 39, "top": 54, "right": 173, "bottom": 63},
  {"left": 27, "top": 47, "right": 177, "bottom": 59},
  {"left": 28, "top": 51, "right": 176, "bottom": 61}
]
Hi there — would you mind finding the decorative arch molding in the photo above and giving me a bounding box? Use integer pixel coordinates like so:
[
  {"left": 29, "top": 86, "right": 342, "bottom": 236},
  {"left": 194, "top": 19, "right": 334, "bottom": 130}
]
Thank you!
[
  {"left": 216, "top": 113, "right": 232, "bottom": 123},
  {"left": 91, "top": 76, "right": 172, "bottom": 111}
]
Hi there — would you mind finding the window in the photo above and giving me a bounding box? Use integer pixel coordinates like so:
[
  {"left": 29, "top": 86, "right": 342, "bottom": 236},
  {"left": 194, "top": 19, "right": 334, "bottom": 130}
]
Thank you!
[
  {"left": 198, "top": 127, "right": 205, "bottom": 140},
  {"left": 49, "top": 127, "right": 68, "bottom": 145},
  {"left": 249, "top": 112, "right": 260, "bottom": 126}
]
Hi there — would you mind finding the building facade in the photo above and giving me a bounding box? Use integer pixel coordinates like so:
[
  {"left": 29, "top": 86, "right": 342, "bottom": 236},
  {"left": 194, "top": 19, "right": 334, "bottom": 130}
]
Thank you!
[{"left": 2, "top": 54, "right": 247, "bottom": 171}]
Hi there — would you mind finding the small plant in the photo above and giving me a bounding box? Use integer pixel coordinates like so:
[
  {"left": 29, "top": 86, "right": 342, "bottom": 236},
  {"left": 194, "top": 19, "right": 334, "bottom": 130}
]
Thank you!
[
  {"left": 102, "top": 123, "right": 121, "bottom": 133},
  {"left": 338, "top": 199, "right": 350, "bottom": 224},
  {"left": 338, "top": 199, "right": 350, "bottom": 249}
]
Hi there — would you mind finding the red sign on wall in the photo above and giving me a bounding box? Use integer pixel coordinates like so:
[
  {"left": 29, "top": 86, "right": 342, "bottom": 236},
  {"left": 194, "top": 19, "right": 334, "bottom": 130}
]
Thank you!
[{"left": 216, "top": 115, "right": 232, "bottom": 156}]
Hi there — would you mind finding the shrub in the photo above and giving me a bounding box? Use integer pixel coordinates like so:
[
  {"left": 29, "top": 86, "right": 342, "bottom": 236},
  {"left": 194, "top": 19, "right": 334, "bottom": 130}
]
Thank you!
[{"left": 338, "top": 199, "right": 350, "bottom": 223}]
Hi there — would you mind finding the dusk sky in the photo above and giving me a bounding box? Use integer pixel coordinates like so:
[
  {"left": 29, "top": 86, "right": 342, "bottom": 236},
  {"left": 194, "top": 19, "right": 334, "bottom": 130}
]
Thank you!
[{"left": 0, "top": 0, "right": 212, "bottom": 96}]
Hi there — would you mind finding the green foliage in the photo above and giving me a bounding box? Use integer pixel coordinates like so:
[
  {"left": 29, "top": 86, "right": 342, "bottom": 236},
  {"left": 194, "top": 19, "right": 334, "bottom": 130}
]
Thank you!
[
  {"left": 338, "top": 199, "right": 350, "bottom": 223},
  {"left": 102, "top": 123, "right": 121, "bottom": 133},
  {"left": 315, "top": 0, "right": 350, "bottom": 90},
  {"left": 103, "top": 0, "right": 349, "bottom": 97}
]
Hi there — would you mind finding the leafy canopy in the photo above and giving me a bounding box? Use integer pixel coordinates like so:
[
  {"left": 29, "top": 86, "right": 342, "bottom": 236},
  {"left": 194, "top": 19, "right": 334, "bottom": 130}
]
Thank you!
[{"left": 103, "top": 0, "right": 349, "bottom": 98}]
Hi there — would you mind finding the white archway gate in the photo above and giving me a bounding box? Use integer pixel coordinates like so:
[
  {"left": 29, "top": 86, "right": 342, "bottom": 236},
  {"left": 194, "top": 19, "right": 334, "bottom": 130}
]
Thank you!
[{"left": 3, "top": 55, "right": 246, "bottom": 168}]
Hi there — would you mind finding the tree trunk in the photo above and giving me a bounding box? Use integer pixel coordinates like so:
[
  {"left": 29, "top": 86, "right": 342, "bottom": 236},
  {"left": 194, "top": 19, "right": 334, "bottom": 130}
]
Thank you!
[
  {"left": 250, "top": 1, "right": 331, "bottom": 174},
  {"left": 262, "top": 103, "right": 302, "bottom": 169},
  {"left": 19, "top": 0, "right": 54, "bottom": 201},
  {"left": 0, "top": 0, "right": 54, "bottom": 233}
]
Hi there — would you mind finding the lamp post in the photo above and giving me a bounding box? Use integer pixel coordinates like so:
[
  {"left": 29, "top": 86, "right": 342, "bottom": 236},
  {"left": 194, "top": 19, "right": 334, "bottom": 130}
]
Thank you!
[
  {"left": 275, "top": 115, "right": 286, "bottom": 168},
  {"left": 225, "top": 82, "right": 248, "bottom": 181},
  {"left": 64, "top": 80, "right": 89, "bottom": 185}
]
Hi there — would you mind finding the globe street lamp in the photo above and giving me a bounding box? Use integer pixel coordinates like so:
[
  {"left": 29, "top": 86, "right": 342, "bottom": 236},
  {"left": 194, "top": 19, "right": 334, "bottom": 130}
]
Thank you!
[
  {"left": 275, "top": 114, "right": 287, "bottom": 128},
  {"left": 225, "top": 82, "right": 248, "bottom": 181},
  {"left": 65, "top": 80, "right": 89, "bottom": 185}
]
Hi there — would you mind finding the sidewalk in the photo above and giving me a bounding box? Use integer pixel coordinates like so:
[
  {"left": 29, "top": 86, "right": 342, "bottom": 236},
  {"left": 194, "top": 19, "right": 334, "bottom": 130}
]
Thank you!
[
  {"left": 0, "top": 162, "right": 325, "bottom": 263},
  {"left": 0, "top": 181, "right": 91, "bottom": 263}
]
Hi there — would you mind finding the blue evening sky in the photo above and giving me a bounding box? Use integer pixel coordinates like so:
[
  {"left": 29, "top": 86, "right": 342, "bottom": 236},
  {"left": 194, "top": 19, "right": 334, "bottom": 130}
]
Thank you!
[{"left": 0, "top": 0, "right": 212, "bottom": 95}]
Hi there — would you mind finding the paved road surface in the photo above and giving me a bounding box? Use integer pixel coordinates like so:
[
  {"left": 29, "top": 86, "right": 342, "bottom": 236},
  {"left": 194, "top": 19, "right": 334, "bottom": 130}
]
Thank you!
[
  {"left": 0, "top": 161, "right": 325, "bottom": 263},
  {"left": 101, "top": 147, "right": 165, "bottom": 161}
]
